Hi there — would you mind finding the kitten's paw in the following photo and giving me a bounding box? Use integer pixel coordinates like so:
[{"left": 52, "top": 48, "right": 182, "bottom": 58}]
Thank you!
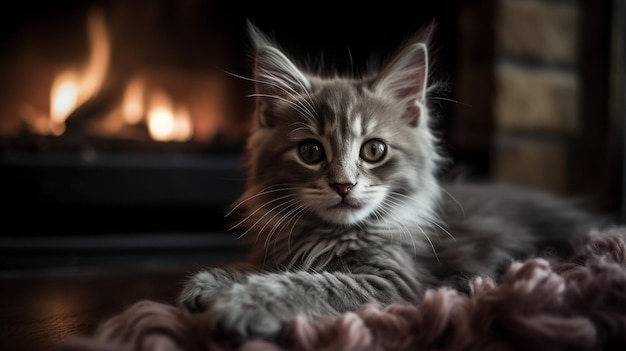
[
  {"left": 178, "top": 269, "right": 236, "bottom": 313},
  {"left": 209, "top": 283, "right": 293, "bottom": 343}
]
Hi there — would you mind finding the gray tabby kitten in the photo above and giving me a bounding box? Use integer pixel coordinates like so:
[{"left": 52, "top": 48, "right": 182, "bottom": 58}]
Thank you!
[{"left": 178, "top": 22, "right": 600, "bottom": 342}]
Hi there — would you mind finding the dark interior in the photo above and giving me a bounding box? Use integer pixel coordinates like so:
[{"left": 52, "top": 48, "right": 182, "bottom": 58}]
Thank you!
[
  {"left": 0, "top": 1, "right": 623, "bottom": 350},
  {"left": 1, "top": 0, "right": 465, "bottom": 270}
]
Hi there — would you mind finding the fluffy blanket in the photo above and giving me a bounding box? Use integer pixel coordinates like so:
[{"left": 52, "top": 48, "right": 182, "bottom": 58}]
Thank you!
[{"left": 57, "top": 227, "right": 626, "bottom": 351}]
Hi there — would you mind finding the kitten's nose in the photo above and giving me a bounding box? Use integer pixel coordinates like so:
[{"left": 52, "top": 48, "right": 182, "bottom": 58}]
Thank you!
[{"left": 330, "top": 182, "right": 354, "bottom": 198}]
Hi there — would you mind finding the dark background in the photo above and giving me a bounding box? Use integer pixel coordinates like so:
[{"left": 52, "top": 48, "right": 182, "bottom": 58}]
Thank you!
[
  {"left": 0, "top": 1, "right": 623, "bottom": 351},
  {"left": 0, "top": 0, "right": 622, "bottom": 269},
  {"left": 0, "top": 0, "right": 465, "bottom": 240}
]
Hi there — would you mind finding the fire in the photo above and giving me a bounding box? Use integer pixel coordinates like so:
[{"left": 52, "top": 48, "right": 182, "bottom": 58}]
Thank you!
[
  {"left": 46, "top": 8, "right": 196, "bottom": 143},
  {"left": 146, "top": 90, "right": 193, "bottom": 142},
  {"left": 21, "top": 6, "right": 207, "bottom": 143},
  {"left": 49, "top": 9, "right": 110, "bottom": 135},
  {"left": 122, "top": 78, "right": 145, "bottom": 125}
]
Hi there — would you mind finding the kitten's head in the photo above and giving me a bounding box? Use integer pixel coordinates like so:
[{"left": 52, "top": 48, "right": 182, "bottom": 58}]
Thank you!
[{"left": 233, "top": 21, "right": 445, "bottom": 231}]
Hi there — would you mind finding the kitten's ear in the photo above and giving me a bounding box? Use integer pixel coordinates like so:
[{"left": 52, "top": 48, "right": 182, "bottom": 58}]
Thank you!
[
  {"left": 373, "top": 27, "right": 433, "bottom": 127},
  {"left": 247, "top": 21, "right": 310, "bottom": 98}
]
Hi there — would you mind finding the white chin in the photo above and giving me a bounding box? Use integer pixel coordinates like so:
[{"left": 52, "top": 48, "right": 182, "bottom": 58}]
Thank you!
[{"left": 318, "top": 205, "right": 371, "bottom": 225}]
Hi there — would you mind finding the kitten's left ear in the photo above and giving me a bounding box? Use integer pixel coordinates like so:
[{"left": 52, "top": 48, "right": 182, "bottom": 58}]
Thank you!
[{"left": 373, "top": 39, "right": 430, "bottom": 127}]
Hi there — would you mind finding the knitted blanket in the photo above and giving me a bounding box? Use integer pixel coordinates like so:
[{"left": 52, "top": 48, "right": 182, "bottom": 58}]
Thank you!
[{"left": 57, "top": 227, "right": 626, "bottom": 351}]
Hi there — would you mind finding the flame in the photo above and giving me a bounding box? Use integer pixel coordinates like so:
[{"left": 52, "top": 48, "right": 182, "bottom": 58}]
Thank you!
[
  {"left": 147, "top": 90, "right": 193, "bottom": 142},
  {"left": 122, "top": 78, "right": 145, "bottom": 125},
  {"left": 33, "top": 7, "right": 202, "bottom": 143},
  {"left": 172, "top": 106, "right": 193, "bottom": 142},
  {"left": 49, "top": 8, "right": 110, "bottom": 135}
]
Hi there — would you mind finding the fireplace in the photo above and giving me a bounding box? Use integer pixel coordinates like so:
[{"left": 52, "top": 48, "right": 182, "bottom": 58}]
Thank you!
[
  {"left": 0, "top": 0, "right": 465, "bottom": 270},
  {"left": 1, "top": 1, "right": 622, "bottom": 271}
]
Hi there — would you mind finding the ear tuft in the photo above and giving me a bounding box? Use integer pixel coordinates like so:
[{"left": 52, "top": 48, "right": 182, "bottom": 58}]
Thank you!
[
  {"left": 246, "top": 20, "right": 310, "bottom": 96},
  {"left": 373, "top": 22, "right": 436, "bottom": 127}
]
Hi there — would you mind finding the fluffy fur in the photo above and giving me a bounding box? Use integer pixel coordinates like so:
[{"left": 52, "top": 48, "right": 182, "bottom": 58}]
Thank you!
[
  {"left": 57, "top": 228, "right": 626, "bottom": 351},
  {"left": 173, "top": 21, "right": 605, "bottom": 343}
]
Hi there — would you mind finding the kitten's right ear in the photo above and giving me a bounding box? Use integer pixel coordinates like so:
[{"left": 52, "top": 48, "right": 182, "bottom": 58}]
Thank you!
[{"left": 247, "top": 20, "right": 310, "bottom": 99}]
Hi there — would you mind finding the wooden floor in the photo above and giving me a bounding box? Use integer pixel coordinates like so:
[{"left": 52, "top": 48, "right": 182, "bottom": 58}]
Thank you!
[
  {"left": 0, "top": 267, "right": 194, "bottom": 351},
  {"left": 0, "top": 231, "right": 248, "bottom": 351}
]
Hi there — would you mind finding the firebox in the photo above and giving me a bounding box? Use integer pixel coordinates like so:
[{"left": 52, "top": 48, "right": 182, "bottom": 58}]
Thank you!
[{"left": 0, "top": 0, "right": 464, "bottom": 271}]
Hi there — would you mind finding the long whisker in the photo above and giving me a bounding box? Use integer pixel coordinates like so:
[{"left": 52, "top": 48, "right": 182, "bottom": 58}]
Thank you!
[
  {"left": 288, "top": 122, "right": 317, "bottom": 135},
  {"left": 223, "top": 69, "right": 320, "bottom": 133},
  {"left": 231, "top": 194, "right": 297, "bottom": 235},
  {"left": 417, "top": 224, "right": 439, "bottom": 262},
  {"left": 225, "top": 184, "right": 299, "bottom": 218},
  {"left": 287, "top": 206, "right": 308, "bottom": 252},
  {"left": 247, "top": 199, "right": 298, "bottom": 244},
  {"left": 248, "top": 93, "right": 314, "bottom": 121},
  {"left": 438, "top": 185, "right": 466, "bottom": 219},
  {"left": 378, "top": 199, "right": 417, "bottom": 256},
  {"left": 383, "top": 194, "right": 439, "bottom": 261},
  {"left": 260, "top": 200, "right": 300, "bottom": 248},
  {"left": 260, "top": 71, "right": 316, "bottom": 113},
  {"left": 386, "top": 192, "right": 456, "bottom": 241},
  {"left": 430, "top": 96, "right": 473, "bottom": 107},
  {"left": 268, "top": 202, "right": 306, "bottom": 244},
  {"left": 268, "top": 203, "right": 307, "bottom": 258},
  {"left": 221, "top": 69, "right": 316, "bottom": 115}
]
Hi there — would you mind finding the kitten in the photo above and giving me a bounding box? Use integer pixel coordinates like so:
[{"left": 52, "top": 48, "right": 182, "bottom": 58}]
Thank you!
[{"left": 178, "top": 21, "right": 602, "bottom": 343}]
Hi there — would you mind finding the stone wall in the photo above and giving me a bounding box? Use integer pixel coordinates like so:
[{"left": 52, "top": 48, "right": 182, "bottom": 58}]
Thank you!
[{"left": 491, "top": 0, "right": 580, "bottom": 193}]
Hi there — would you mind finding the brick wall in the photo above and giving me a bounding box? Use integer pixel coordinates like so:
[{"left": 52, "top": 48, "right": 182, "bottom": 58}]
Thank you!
[{"left": 491, "top": 0, "right": 580, "bottom": 194}]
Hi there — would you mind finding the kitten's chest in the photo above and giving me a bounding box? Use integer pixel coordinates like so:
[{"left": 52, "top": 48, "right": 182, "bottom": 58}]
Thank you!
[{"left": 270, "top": 227, "right": 383, "bottom": 271}]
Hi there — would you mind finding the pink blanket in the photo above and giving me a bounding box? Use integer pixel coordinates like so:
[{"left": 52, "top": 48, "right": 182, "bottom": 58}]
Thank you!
[{"left": 57, "top": 228, "right": 626, "bottom": 351}]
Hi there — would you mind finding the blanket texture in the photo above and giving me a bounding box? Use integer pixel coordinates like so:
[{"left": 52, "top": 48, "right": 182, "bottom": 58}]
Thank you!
[{"left": 58, "top": 227, "right": 626, "bottom": 351}]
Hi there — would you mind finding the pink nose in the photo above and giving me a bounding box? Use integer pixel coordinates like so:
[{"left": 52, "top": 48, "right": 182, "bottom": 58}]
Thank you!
[{"left": 330, "top": 183, "right": 354, "bottom": 197}]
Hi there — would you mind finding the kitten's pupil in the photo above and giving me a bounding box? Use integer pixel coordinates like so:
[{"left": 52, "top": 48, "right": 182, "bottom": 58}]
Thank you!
[
  {"left": 360, "top": 140, "right": 387, "bottom": 162},
  {"left": 298, "top": 141, "right": 325, "bottom": 164}
]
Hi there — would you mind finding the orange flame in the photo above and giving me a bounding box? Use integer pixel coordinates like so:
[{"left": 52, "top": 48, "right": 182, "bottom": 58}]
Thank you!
[
  {"left": 49, "top": 8, "right": 110, "bottom": 135},
  {"left": 122, "top": 77, "right": 145, "bottom": 125},
  {"left": 146, "top": 89, "right": 193, "bottom": 142}
]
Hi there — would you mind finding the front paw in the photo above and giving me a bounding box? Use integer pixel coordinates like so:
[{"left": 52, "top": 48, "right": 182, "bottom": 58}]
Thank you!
[
  {"left": 209, "top": 283, "right": 294, "bottom": 343},
  {"left": 178, "top": 269, "right": 236, "bottom": 313}
]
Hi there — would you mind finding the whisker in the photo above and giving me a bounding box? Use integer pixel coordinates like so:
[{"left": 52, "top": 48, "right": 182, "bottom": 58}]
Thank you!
[
  {"left": 385, "top": 191, "right": 456, "bottom": 241},
  {"left": 261, "top": 71, "right": 316, "bottom": 114},
  {"left": 230, "top": 194, "right": 297, "bottom": 235},
  {"left": 268, "top": 202, "right": 305, "bottom": 242},
  {"left": 417, "top": 224, "right": 440, "bottom": 262},
  {"left": 221, "top": 68, "right": 316, "bottom": 116},
  {"left": 261, "top": 200, "right": 300, "bottom": 248},
  {"left": 287, "top": 206, "right": 309, "bottom": 252},
  {"left": 378, "top": 199, "right": 418, "bottom": 256},
  {"left": 382, "top": 193, "right": 440, "bottom": 260},
  {"left": 225, "top": 184, "right": 299, "bottom": 218},
  {"left": 247, "top": 199, "right": 298, "bottom": 244},
  {"left": 268, "top": 203, "right": 307, "bottom": 256},
  {"left": 288, "top": 122, "right": 317, "bottom": 135},
  {"left": 248, "top": 93, "right": 314, "bottom": 120},
  {"left": 438, "top": 185, "right": 466, "bottom": 218},
  {"left": 256, "top": 69, "right": 316, "bottom": 117},
  {"left": 430, "top": 96, "right": 473, "bottom": 107}
]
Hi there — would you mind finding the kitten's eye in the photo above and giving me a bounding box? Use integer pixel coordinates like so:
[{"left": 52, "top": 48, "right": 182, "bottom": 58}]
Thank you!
[
  {"left": 360, "top": 139, "right": 387, "bottom": 162},
  {"left": 298, "top": 140, "right": 325, "bottom": 164}
]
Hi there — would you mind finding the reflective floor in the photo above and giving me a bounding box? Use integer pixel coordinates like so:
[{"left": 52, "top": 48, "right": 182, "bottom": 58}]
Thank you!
[
  {"left": 0, "top": 267, "right": 189, "bottom": 351},
  {"left": 0, "top": 233, "right": 246, "bottom": 351}
]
